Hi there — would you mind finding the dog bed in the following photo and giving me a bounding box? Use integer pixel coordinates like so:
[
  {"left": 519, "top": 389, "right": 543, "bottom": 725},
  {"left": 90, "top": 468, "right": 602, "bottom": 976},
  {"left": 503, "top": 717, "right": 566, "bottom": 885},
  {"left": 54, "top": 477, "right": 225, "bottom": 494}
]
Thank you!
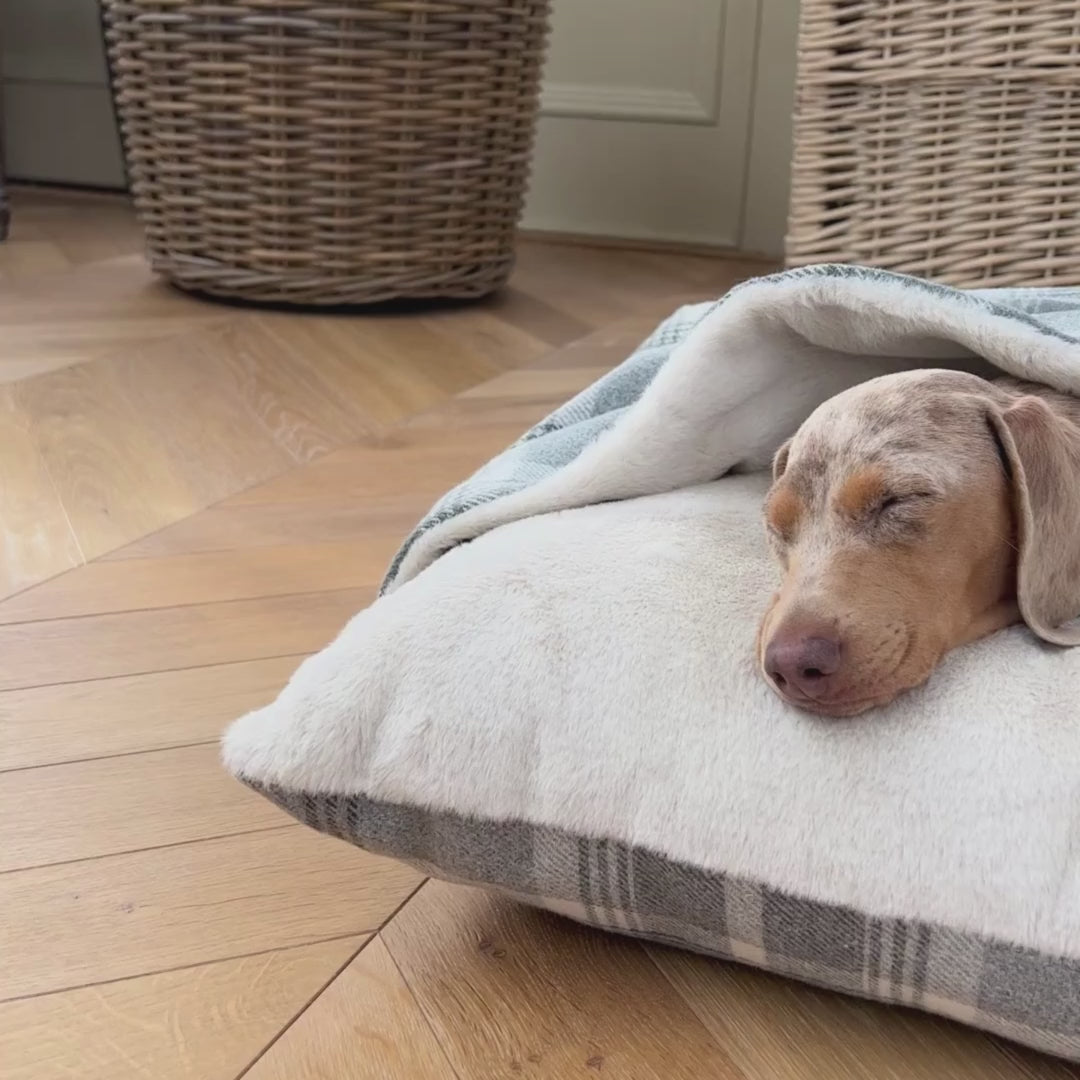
[{"left": 224, "top": 266, "right": 1080, "bottom": 1060}]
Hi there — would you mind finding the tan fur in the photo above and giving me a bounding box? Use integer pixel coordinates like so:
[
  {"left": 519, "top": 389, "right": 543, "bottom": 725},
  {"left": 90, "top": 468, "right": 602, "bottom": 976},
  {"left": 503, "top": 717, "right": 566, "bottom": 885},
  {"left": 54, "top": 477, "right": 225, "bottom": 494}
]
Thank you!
[
  {"left": 833, "top": 466, "right": 888, "bottom": 519},
  {"left": 990, "top": 394, "right": 1080, "bottom": 646},
  {"left": 765, "top": 485, "right": 803, "bottom": 540},
  {"left": 758, "top": 369, "right": 1080, "bottom": 716}
]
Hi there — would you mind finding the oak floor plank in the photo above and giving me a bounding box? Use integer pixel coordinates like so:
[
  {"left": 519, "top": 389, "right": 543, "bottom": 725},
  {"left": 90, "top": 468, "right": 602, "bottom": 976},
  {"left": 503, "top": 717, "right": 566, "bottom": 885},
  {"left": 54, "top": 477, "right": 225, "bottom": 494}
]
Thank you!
[
  {"left": 424, "top": 306, "right": 552, "bottom": 372},
  {"left": 485, "top": 285, "right": 594, "bottom": 348},
  {"left": 0, "top": 540, "right": 388, "bottom": 624},
  {"left": 0, "top": 934, "right": 367, "bottom": 1080},
  {"left": 340, "top": 315, "right": 509, "bottom": 397},
  {"left": 11, "top": 359, "right": 206, "bottom": 562},
  {"left": 244, "top": 936, "right": 456, "bottom": 1080},
  {"left": 506, "top": 242, "right": 752, "bottom": 332},
  {"left": 0, "top": 743, "right": 286, "bottom": 871},
  {"left": 0, "top": 253, "right": 229, "bottom": 378},
  {"left": 0, "top": 656, "right": 299, "bottom": 771},
  {"left": 514, "top": 241, "right": 760, "bottom": 316},
  {"left": 106, "top": 337, "right": 297, "bottom": 509},
  {"left": 507, "top": 245, "right": 651, "bottom": 330},
  {"left": 0, "top": 385, "right": 83, "bottom": 597},
  {"left": 650, "top": 948, "right": 1076, "bottom": 1080},
  {"left": 454, "top": 364, "right": 611, "bottom": 406},
  {"left": 381, "top": 882, "right": 744, "bottom": 1080},
  {"left": 0, "top": 238, "right": 71, "bottom": 285},
  {"left": 220, "top": 422, "right": 530, "bottom": 509},
  {"left": 409, "top": 361, "right": 611, "bottom": 434},
  {"left": 192, "top": 316, "right": 376, "bottom": 464},
  {"left": 0, "top": 351, "right": 82, "bottom": 384},
  {"left": 100, "top": 499, "right": 419, "bottom": 561},
  {"left": 6, "top": 187, "right": 143, "bottom": 270},
  {"left": 0, "top": 587, "right": 366, "bottom": 692},
  {"left": 254, "top": 315, "right": 501, "bottom": 429},
  {"left": 92, "top": 409, "right": 536, "bottom": 567},
  {"left": 529, "top": 315, "right": 669, "bottom": 364},
  {"left": 1, "top": 828, "right": 420, "bottom": 1000}
]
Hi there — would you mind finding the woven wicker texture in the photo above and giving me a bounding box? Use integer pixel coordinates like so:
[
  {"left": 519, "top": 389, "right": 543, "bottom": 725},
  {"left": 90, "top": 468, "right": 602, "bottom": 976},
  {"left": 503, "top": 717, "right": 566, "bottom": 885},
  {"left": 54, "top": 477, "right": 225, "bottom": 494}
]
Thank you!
[
  {"left": 102, "top": 1, "right": 550, "bottom": 304},
  {"left": 787, "top": 0, "right": 1080, "bottom": 287}
]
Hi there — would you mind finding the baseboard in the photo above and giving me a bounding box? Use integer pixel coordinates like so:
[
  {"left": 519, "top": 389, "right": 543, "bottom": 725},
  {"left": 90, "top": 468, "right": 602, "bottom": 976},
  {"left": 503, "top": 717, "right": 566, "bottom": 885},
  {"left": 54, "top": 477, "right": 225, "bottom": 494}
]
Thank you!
[{"left": 517, "top": 228, "right": 777, "bottom": 264}]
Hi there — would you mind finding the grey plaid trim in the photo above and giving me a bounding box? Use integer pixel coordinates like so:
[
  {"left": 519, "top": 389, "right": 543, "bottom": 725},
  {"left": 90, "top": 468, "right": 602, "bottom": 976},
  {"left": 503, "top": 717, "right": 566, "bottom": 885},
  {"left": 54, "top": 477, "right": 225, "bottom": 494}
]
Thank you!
[{"left": 250, "top": 781, "right": 1080, "bottom": 1062}]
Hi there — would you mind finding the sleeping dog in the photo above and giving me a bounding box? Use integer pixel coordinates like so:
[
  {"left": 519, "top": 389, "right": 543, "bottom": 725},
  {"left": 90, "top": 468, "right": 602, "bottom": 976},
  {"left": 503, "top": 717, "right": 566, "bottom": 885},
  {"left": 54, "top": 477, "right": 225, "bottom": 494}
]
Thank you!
[{"left": 757, "top": 369, "right": 1080, "bottom": 716}]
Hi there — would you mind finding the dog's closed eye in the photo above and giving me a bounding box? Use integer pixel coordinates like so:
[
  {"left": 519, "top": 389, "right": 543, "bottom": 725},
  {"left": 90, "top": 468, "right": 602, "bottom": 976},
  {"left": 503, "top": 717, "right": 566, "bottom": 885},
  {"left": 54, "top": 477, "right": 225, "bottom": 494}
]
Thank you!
[
  {"left": 862, "top": 490, "right": 937, "bottom": 545},
  {"left": 874, "top": 490, "right": 934, "bottom": 516},
  {"left": 834, "top": 468, "right": 935, "bottom": 522}
]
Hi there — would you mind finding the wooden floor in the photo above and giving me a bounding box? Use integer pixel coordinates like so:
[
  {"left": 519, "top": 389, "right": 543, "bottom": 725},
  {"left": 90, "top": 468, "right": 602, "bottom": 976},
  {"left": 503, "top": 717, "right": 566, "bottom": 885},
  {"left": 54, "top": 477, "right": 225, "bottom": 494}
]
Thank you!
[{"left": 1, "top": 187, "right": 1075, "bottom": 1079}]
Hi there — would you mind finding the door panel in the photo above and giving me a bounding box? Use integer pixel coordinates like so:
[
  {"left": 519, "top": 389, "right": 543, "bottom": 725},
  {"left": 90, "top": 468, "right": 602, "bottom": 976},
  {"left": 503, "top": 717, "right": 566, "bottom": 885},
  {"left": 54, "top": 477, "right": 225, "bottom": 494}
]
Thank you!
[{"left": 523, "top": 0, "right": 759, "bottom": 248}]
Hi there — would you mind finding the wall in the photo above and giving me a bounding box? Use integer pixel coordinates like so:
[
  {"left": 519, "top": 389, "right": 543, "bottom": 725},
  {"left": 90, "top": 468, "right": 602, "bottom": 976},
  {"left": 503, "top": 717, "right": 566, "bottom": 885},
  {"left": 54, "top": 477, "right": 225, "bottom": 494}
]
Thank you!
[{"left": 1, "top": 0, "right": 125, "bottom": 187}]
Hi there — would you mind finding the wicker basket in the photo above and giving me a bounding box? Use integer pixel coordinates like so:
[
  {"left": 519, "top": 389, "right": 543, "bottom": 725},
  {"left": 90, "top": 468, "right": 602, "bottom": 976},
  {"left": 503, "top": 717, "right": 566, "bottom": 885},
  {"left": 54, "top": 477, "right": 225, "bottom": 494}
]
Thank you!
[
  {"left": 102, "top": 1, "right": 551, "bottom": 304},
  {"left": 786, "top": 0, "right": 1080, "bottom": 287}
]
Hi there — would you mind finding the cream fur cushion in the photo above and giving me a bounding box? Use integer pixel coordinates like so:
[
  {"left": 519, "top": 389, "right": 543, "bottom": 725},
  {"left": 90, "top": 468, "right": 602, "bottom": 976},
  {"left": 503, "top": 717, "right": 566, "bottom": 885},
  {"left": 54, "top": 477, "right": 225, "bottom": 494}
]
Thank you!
[{"left": 224, "top": 475, "right": 1080, "bottom": 1062}]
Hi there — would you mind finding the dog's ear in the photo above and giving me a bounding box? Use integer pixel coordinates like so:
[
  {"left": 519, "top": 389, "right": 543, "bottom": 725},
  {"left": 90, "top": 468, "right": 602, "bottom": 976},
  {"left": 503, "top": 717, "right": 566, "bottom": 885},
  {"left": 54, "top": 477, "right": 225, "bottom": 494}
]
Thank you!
[
  {"left": 988, "top": 395, "right": 1080, "bottom": 645},
  {"left": 772, "top": 438, "right": 792, "bottom": 481}
]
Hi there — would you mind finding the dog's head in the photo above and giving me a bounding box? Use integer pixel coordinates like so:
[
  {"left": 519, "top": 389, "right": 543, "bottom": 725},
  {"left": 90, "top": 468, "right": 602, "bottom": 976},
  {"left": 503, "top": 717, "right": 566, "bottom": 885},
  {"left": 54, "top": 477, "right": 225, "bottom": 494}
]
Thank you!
[{"left": 757, "top": 369, "right": 1080, "bottom": 716}]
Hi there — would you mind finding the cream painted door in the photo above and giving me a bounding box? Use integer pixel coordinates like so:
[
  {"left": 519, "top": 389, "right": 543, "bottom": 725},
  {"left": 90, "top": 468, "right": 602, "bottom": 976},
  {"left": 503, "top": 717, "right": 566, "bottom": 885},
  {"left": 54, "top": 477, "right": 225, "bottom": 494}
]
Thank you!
[
  {"left": 523, "top": 0, "right": 799, "bottom": 255},
  {"left": 524, "top": 0, "right": 752, "bottom": 249}
]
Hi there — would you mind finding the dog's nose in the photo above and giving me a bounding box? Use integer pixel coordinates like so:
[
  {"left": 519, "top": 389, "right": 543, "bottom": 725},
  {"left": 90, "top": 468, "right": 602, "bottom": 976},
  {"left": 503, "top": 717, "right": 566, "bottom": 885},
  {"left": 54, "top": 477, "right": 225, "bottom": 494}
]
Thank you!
[{"left": 764, "top": 633, "right": 842, "bottom": 699}]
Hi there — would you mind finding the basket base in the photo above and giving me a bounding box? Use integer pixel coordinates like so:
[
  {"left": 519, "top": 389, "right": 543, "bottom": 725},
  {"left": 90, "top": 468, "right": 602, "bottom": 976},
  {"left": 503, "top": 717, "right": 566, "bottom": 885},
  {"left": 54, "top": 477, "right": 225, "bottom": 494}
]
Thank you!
[{"left": 149, "top": 252, "right": 516, "bottom": 308}]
